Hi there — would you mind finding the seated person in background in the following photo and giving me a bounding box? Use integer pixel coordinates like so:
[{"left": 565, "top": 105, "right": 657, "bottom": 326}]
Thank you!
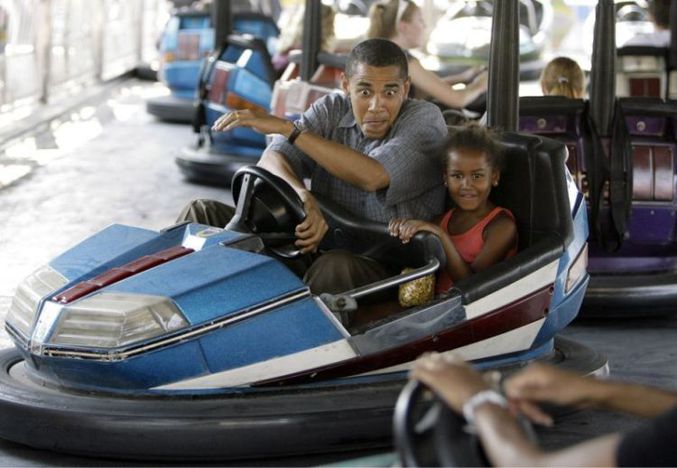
[
  {"left": 178, "top": 38, "right": 447, "bottom": 295},
  {"left": 540, "top": 56, "right": 585, "bottom": 99},
  {"left": 389, "top": 123, "right": 517, "bottom": 294},
  {"left": 410, "top": 353, "right": 677, "bottom": 467},
  {"left": 367, "top": 0, "right": 487, "bottom": 110},
  {"left": 622, "top": 0, "right": 671, "bottom": 47},
  {"left": 272, "top": 3, "right": 336, "bottom": 73}
]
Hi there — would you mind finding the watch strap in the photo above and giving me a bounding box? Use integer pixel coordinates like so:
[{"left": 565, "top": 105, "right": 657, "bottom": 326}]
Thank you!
[
  {"left": 287, "top": 121, "right": 304, "bottom": 145},
  {"left": 462, "top": 389, "right": 508, "bottom": 425}
]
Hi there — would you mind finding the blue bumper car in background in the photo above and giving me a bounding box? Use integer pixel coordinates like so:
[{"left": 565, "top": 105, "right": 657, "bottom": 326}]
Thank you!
[
  {"left": 146, "top": 8, "right": 213, "bottom": 123},
  {"left": 176, "top": 33, "right": 278, "bottom": 185},
  {"left": 146, "top": 7, "right": 279, "bottom": 124}
]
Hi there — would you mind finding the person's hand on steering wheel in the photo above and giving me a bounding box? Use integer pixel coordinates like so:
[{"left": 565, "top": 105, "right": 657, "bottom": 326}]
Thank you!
[
  {"left": 410, "top": 352, "right": 492, "bottom": 414},
  {"left": 294, "top": 191, "right": 328, "bottom": 254}
]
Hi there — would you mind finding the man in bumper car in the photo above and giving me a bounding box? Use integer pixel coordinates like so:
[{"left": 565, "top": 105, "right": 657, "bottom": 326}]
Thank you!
[{"left": 178, "top": 38, "right": 447, "bottom": 294}]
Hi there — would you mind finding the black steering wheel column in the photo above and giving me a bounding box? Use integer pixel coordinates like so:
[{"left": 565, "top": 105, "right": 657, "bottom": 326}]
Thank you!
[{"left": 227, "top": 166, "right": 307, "bottom": 259}]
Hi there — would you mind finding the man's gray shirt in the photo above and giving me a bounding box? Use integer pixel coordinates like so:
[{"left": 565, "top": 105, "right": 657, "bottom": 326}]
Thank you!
[{"left": 268, "top": 92, "right": 447, "bottom": 223}]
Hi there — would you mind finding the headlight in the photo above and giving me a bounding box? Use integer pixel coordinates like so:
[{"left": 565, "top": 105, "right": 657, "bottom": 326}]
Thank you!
[
  {"left": 46, "top": 292, "right": 188, "bottom": 349},
  {"left": 566, "top": 244, "right": 588, "bottom": 293},
  {"left": 6, "top": 265, "right": 67, "bottom": 337}
]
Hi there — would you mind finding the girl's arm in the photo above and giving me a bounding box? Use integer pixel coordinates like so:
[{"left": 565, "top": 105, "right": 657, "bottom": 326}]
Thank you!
[
  {"left": 389, "top": 218, "right": 473, "bottom": 281},
  {"left": 469, "top": 213, "right": 517, "bottom": 273},
  {"left": 409, "top": 58, "right": 487, "bottom": 109},
  {"left": 441, "top": 65, "right": 486, "bottom": 85},
  {"left": 390, "top": 213, "right": 517, "bottom": 282}
]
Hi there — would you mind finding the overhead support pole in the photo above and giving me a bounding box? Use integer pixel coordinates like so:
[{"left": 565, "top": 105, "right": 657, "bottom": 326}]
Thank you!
[
  {"left": 486, "top": 0, "right": 519, "bottom": 131},
  {"left": 589, "top": 0, "right": 615, "bottom": 136},
  {"left": 37, "top": 0, "right": 54, "bottom": 103},
  {"left": 670, "top": 1, "right": 677, "bottom": 69},
  {"left": 301, "top": 0, "right": 321, "bottom": 81},
  {"left": 212, "top": 0, "right": 232, "bottom": 49}
]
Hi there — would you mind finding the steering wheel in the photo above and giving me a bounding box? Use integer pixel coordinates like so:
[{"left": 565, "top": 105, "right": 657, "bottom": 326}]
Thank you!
[
  {"left": 393, "top": 380, "right": 491, "bottom": 467},
  {"left": 228, "top": 166, "right": 306, "bottom": 259}
]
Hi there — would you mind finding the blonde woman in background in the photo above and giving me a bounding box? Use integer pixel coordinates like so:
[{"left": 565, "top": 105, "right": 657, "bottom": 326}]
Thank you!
[
  {"left": 272, "top": 3, "right": 336, "bottom": 73},
  {"left": 368, "top": 0, "right": 487, "bottom": 109},
  {"left": 540, "top": 57, "right": 585, "bottom": 99}
]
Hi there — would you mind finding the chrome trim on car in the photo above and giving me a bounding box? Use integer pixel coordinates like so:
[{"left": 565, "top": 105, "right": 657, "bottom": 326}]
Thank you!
[
  {"left": 40, "top": 289, "right": 311, "bottom": 361},
  {"left": 346, "top": 258, "right": 440, "bottom": 300},
  {"left": 4, "top": 323, "right": 29, "bottom": 349}
]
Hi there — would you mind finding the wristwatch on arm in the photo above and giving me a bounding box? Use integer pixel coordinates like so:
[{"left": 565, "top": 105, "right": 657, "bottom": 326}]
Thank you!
[
  {"left": 462, "top": 389, "right": 509, "bottom": 426},
  {"left": 287, "top": 120, "right": 306, "bottom": 145}
]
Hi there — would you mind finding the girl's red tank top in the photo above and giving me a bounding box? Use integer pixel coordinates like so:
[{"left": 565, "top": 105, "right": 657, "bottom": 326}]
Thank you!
[{"left": 436, "top": 206, "right": 517, "bottom": 293}]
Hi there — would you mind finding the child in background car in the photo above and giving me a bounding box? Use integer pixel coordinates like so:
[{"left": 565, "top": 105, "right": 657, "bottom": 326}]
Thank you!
[
  {"left": 389, "top": 123, "right": 518, "bottom": 294},
  {"left": 540, "top": 56, "right": 585, "bottom": 99}
]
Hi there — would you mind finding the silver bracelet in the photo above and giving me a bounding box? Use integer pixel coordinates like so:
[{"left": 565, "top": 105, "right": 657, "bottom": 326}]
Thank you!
[{"left": 462, "top": 389, "right": 508, "bottom": 426}]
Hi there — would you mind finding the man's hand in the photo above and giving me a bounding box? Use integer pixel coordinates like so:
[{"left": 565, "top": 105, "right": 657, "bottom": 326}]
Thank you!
[
  {"left": 294, "top": 191, "right": 328, "bottom": 254},
  {"left": 503, "top": 363, "right": 600, "bottom": 426},
  {"left": 409, "top": 352, "right": 490, "bottom": 413},
  {"left": 212, "top": 109, "right": 292, "bottom": 136},
  {"left": 505, "top": 363, "right": 595, "bottom": 408}
]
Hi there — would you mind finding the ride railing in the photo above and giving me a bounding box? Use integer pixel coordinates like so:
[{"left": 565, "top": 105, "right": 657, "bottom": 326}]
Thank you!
[{"left": 0, "top": 0, "right": 167, "bottom": 112}]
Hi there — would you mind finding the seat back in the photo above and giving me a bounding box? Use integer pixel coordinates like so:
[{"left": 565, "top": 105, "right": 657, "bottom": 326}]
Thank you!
[
  {"left": 519, "top": 96, "right": 589, "bottom": 191},
  {"left": 614, "top": 97, "right": 677, "bottom": 247},
  {"left": 490, "top": 132, "right": 573, "bottom": 251}
]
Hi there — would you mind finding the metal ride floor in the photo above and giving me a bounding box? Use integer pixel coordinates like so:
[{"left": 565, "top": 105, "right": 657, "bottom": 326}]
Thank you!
[{"left": 0, "top": 79, "right": 675, "bottom": 466}]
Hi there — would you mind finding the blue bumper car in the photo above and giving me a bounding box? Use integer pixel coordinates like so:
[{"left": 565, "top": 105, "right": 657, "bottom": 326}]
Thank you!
[
  {"left": 146, "top": 9, "right": 213, "bottom": 123},
  {"left": 147, "top": 10, "right": 279, "bottom": 123},
  {"left": 176, "top": 33, "right": 278, "bottom": 185},
  {"left": 0, "top": 131, "right": 595, "bottom": 460}
]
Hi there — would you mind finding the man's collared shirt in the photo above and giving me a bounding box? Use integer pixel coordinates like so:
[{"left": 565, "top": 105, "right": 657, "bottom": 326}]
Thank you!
[{"left": 268, "top": 92, "right": 447, "bottom": 223}]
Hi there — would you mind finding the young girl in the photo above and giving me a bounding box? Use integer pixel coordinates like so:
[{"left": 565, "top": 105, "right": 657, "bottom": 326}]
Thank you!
[
  {"left": 540, "top": 57, "right": 585, "bottom": 99},
  {"left": 389, "top": 124, "right": 518, "bottom": 293}
]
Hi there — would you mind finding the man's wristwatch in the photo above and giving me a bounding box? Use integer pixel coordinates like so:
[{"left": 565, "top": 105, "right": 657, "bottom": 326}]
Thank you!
[
  {"left": 462, "top": 389, "right": 509, "bottom": 426},
  {"left": 287, "top": 120, "right": 305, "bottom": 145}
]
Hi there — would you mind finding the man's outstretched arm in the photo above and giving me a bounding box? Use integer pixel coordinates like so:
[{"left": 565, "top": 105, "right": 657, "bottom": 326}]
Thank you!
[{"left": 213, "top": 109, "right": 389, "bottom": 192}]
